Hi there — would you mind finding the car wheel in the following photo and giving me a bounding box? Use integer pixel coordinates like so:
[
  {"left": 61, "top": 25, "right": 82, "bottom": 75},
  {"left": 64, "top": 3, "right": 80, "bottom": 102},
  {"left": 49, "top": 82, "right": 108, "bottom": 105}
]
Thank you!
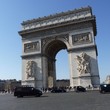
[
  {"left": 17, "top": 95, "right": 23, "bottom": 98},
  {"left": 35, "top": 94, "right": 40, "bottom": 97},
  {"left": 100, "top": 90, "right": 105, "bottom": 94}
]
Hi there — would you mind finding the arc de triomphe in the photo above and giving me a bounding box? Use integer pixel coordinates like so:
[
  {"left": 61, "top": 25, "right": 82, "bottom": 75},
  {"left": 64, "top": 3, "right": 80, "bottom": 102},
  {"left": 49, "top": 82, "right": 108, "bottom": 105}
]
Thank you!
[{"left": 19, "top": 6, "right": 100, "bottom": 89}]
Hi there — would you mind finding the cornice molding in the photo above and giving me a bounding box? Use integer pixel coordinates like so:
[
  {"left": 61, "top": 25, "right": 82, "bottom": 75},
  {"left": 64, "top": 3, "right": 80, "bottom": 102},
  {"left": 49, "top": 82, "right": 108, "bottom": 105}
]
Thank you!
[
  {"left": 21, "top": 53, "right": 42, "bottom": 59},
  {"left": 22, "top": 6, "right": 92, "bottom": 25},
  {"left": 19, "top": 16, "right": 97, "bottom": 37},
  {"left": 67, "top": 45, "right": 97, "bottom": 53},
  {"left": 19, "top": 6, "right": 95, "bottom": 33}
]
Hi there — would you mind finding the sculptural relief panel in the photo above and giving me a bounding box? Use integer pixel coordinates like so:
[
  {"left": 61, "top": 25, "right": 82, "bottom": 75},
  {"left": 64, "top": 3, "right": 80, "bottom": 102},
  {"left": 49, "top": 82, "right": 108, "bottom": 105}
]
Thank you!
[
  {"left": 26, "top": 61, "right": 37, "bottom": 79},
  {"left": 75, "top": 52, "right": 91, "bottom": 75},
  {"left": 42, "top": 34, "right": 69, "bottom": 48},
  {"left": 72, "top": 32, "right": 92, "bottom": 45},
  {"left": 24, "top": 41, "right": 40, "bottom": 53}
]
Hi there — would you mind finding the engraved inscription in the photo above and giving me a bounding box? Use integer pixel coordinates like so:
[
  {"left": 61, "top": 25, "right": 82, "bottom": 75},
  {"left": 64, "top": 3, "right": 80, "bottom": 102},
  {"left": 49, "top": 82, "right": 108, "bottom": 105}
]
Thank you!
[
  {"left": 72, "top": 33, "right": 91, "bottom": 45},
  {"left": 24, "top": 41, "right": 40, "bottom": 53}
]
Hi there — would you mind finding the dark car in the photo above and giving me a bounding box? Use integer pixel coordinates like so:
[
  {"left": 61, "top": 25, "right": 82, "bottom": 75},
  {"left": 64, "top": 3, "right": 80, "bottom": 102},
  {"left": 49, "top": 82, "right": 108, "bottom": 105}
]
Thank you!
[
  {"left": 74, "top": 86, "right": 86, "bottom": 92},
  {"left": 14, "top": 86, "right": 42, "bottom": 97},
  {"left": 51, "top": 88, "right": 66, "bottom": 93},
  {"left": 99, "top": 84, "right": 110, "bottom": 93}
]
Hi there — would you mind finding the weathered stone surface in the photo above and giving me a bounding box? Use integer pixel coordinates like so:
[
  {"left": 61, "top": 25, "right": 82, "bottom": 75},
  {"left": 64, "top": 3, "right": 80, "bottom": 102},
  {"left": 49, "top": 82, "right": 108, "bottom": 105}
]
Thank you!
[{"left": 19, "top": 6, "right": 100, "bottom": 89}]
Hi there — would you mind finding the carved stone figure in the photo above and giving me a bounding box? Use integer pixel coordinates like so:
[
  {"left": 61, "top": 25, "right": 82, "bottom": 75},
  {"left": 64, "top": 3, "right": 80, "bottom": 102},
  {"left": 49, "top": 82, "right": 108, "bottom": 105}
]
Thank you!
[
  {"left": 76, "top": 52, "right": 90, "bottom": 74},
  {"left": 26, "top": 61, "right": 36, "bottom": 78}
]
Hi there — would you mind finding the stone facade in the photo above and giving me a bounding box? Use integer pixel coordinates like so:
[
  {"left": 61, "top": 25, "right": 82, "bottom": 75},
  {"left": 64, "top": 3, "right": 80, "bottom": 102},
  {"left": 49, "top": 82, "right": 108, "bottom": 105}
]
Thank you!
[{"left": 19, "top": 6, "right": 100, "bottom": 89}]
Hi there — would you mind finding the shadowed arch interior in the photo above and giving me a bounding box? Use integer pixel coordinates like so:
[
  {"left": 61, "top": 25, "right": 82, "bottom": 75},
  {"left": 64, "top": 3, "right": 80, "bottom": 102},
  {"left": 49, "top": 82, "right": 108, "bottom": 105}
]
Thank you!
[
  {"left": 45, "top": 40, "right": 67, "bottom": 59},
  {"left": 44, "top": 40, "right": 68, "bottom": 87}
]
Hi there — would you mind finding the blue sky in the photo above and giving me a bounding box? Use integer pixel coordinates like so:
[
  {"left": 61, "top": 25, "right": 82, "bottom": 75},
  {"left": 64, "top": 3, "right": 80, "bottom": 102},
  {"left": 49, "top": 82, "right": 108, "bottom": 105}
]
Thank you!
[{"left": 0, "top": 0, "right": 110, "bottom": 83}]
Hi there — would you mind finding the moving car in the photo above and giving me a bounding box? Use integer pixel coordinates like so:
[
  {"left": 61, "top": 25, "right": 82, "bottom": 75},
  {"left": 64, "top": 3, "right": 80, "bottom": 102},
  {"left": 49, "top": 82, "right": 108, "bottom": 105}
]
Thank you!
[
  {"left": 14, "top": 86, "right": 42, "bottom": 97},
  {"left": 99, "top": 84, "right": 110, "bottom": 93},
  {"left": 51, "top": 88, "right": 66, "bottom": 93},
  {"left": 74, "top": 86, "right": 86, "bottom": 92}
]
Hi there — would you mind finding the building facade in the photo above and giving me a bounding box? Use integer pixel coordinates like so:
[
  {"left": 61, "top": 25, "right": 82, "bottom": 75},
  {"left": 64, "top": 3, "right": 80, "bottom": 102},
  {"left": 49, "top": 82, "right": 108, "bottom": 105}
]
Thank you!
[
  {"left": 19, "top": 6, "right": 100, "bottom": 89},
  {"left": 0, "top": 79, "right": 21, "bottom": 92}
]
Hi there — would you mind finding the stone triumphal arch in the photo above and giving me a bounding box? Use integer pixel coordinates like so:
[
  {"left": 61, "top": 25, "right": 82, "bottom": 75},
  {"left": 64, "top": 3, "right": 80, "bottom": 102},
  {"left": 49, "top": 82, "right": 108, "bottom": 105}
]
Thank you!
[{"left": 19, "top": 6, "right": 100, "bottom": 89}]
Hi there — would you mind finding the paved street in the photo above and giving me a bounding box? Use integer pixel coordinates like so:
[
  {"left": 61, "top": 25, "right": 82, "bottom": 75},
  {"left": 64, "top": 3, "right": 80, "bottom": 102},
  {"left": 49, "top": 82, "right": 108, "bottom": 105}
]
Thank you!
[{"left": 0, "top": 91, "right": 110, "bottom": 110}]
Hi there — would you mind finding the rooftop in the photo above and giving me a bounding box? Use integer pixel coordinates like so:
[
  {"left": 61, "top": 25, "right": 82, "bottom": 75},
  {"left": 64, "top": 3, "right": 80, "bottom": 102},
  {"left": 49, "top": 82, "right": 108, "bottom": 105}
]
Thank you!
[
  {"left": 19, "top": 6, "right": 97, "bottom": 36},
  {"left": 21, "top": 6, "right": 93, "bottom": 31}
]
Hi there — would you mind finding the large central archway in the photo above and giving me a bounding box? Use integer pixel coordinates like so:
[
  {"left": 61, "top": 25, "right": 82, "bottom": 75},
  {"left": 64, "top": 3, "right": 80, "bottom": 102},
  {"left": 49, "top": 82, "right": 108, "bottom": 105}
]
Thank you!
[
  {"left": 44, "top": 40, "right": 67, "bottom": 59},
  {"left": 19, "top": 6, "right": 100, "bottom": 89},
  {"left": 43, "top": 39, "right": 68, "bottom": 88}
]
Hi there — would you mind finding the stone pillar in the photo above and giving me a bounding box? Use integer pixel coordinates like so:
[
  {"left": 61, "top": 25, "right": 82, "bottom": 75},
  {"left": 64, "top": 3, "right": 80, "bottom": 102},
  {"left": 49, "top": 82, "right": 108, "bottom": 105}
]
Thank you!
[
  {"left": 68, "top": 51, "right": 74, "bottom": 87},
  {"left": 42, "top": 56, "right": 48, "bottom": 89},
  {"left": 48, "top": 59, "right": 56, "bottom": 88},
  {"left": 53, "top": 60, "right": 56, "bottom": 87}
]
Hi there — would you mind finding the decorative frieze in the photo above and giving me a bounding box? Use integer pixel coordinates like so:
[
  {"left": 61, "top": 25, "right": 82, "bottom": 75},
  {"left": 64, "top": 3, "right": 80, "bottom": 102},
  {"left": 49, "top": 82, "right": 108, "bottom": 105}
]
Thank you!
[
  {"left": 24, "top": 41, "right": 40, "bottom": 53},
  {"left": 72, "top": 32, "right": 92, "bottom": 45},
  {"left": 22, "top": 8, "right": 91, "bottom": 31},
  {"left": 42, "top": 34, "right": 69, "bottom": 47}
]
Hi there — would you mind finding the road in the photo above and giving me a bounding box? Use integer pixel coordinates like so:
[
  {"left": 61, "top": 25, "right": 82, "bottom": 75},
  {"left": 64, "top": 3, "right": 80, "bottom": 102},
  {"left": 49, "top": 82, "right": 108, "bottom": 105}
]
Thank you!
[{"left": 0, "top": 91, "right": 110, "bottom": 110}]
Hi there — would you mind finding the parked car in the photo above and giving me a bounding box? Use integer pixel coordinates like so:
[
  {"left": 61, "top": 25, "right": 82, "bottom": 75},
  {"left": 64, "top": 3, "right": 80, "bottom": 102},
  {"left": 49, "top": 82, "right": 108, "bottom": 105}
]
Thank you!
[
  {"left": 51, "top": 88, "right": 66, "bottom": 93},
  {"left": 74, "top": 86, "right": 86, "bottom": 92},
  {"left": 99, "top": 84, "right": 110, "bottom": 93},
  {"left": 14, "top": 86, "right": 42, "bottom": 97}
]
